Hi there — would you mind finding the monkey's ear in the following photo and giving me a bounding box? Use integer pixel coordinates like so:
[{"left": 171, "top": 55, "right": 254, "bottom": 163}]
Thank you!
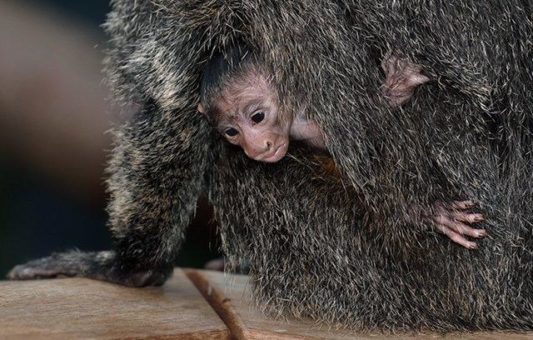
[{"left": 197, "top": 103, "right": 207, "bottom": 116}]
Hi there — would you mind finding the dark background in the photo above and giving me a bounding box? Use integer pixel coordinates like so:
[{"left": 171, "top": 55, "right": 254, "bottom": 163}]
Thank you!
[{"left": 0, "top": 0, "right": 220, "bottom": 276}]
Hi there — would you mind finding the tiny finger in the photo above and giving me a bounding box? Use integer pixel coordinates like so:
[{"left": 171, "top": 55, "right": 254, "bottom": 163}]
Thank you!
[
  {"left": 435, "top": 215, "right": 487, "bottom": 239},
  {"left": 457, "top": 223, "right": 487, "bottom": 238},
  {"left": 437, "top": 225, "right": 478, "bottom": 249},
  {"left": 450, "top": 219, "right": 486, "bottom": 238},
  {"left": 454, "top": 212, "right": 485, "bottom": 224},
  {"left": 452, "top": 200, "right": 475, "bottom": 210}
]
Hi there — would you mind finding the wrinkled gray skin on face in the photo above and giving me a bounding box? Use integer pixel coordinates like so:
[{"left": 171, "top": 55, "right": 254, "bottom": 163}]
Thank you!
[{"left": 8, "top": 0, "right": 533, "bottom": 332}]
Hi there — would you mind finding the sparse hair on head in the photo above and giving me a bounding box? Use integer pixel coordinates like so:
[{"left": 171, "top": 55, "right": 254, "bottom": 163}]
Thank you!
[{"left": 200, "top": 45, "right": 255, "bottom": 118}]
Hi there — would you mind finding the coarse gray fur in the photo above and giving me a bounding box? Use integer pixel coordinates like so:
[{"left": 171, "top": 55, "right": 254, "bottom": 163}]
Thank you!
[{"left": 8, "top": 0, "right": 533, "bottom": 332}]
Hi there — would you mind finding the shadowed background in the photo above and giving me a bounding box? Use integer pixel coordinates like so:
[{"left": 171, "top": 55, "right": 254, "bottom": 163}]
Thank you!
[{"left": 0, "top": 0, "right": 220, "bottom": 276}]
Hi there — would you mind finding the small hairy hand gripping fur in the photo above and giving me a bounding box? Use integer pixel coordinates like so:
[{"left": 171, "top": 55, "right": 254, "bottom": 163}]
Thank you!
[{"left": 8, "top": 0, "right": 533, "bottom": 331}]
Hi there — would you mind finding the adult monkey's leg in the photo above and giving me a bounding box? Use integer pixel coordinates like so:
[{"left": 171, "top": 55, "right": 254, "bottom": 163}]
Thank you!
[
  {"left": 8, "top": 101, "right": 216, "bottom": 287},
  {"left": 6, "top": 0, "right": 253, "bottom": 287}
]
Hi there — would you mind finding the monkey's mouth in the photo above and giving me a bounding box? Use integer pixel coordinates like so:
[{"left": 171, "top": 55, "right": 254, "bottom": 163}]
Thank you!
[{"left": 259, "top": 143, "right": 288, "bottom": 163}]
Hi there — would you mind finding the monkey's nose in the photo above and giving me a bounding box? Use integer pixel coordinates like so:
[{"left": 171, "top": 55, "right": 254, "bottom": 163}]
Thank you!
[{"left": 265, "top": 141, "right": 272, "bottom": 151}]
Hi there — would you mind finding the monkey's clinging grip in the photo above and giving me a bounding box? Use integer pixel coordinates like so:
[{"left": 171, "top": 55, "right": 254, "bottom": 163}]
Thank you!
[
  {"left": 381, "top": 54, "right": 430, "bottom": 107},
  {"left": 430, "top": 200, "right": 486, "bottom": 249}
]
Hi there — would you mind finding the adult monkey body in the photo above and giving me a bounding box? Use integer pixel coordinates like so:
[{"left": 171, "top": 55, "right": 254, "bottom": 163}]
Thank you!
[{"left": 9, "top": 0, "right": 533, "bottom": 332}]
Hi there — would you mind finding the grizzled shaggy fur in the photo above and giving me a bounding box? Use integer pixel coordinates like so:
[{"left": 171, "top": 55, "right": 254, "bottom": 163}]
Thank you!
[{"left": 8, "top": 0, "right": 533, "bottom": 332}]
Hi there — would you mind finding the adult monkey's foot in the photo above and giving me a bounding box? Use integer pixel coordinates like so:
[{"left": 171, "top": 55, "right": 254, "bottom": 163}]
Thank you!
[{"left": 7, "top": 250, "right": 173, "bottom": 287}]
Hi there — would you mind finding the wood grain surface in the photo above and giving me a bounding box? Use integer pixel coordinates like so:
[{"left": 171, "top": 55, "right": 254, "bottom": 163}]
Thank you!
[
  {"left": 0, "top": 269, "right": 229, "bottom": 339},
  {"left": 1, "top": 268, "right": 531, "bottom": 339}
]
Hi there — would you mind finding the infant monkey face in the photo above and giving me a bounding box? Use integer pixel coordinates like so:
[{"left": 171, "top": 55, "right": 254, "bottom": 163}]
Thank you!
[
  {"left": 204, "top": 76, "right": 291, "bottom": 163},
  {"left": 219, "top": 95, "right": 290, "bottom": 163}
]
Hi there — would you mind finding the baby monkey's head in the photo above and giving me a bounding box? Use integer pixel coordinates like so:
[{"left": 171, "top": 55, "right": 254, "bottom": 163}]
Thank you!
[{"left": 199, "top": 47, "right": 290, "bottom": 163}]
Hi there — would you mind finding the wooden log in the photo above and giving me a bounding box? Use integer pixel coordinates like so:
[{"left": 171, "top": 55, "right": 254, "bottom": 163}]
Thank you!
[
  {"left": 1, "top": 268, "right": 532, "bottom": 339},
  {"left": 0, "top": 269, "right": 229, "bottom": 339}
]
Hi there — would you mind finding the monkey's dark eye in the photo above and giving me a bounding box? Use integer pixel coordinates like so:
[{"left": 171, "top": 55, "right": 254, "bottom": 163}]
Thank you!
[
  {"left": 224, "top": 128, "right": 239, "bottom": 137},
  {"left": 251, "top": 111, "right": 265, "bottom": 124}
]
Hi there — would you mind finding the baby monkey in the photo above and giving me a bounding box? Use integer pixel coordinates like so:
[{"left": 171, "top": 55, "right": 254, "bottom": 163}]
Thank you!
[
  {"left": 198, "top": 48, "right": 323, "bottom": 162},
  {"left": 198, "top": 47, "right": 485, "bottom": 249},
  {"left": 198, "top": 48, "right": 428, "bottom": 162}
]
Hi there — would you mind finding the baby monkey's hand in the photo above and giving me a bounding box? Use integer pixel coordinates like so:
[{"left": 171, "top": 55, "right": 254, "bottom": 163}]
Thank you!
[
  {"left": 431, "top": 200, "right": 486, "bottom": 249},
  {"left": 381, "top": 54, "right": 430, "bottom": 106}
]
